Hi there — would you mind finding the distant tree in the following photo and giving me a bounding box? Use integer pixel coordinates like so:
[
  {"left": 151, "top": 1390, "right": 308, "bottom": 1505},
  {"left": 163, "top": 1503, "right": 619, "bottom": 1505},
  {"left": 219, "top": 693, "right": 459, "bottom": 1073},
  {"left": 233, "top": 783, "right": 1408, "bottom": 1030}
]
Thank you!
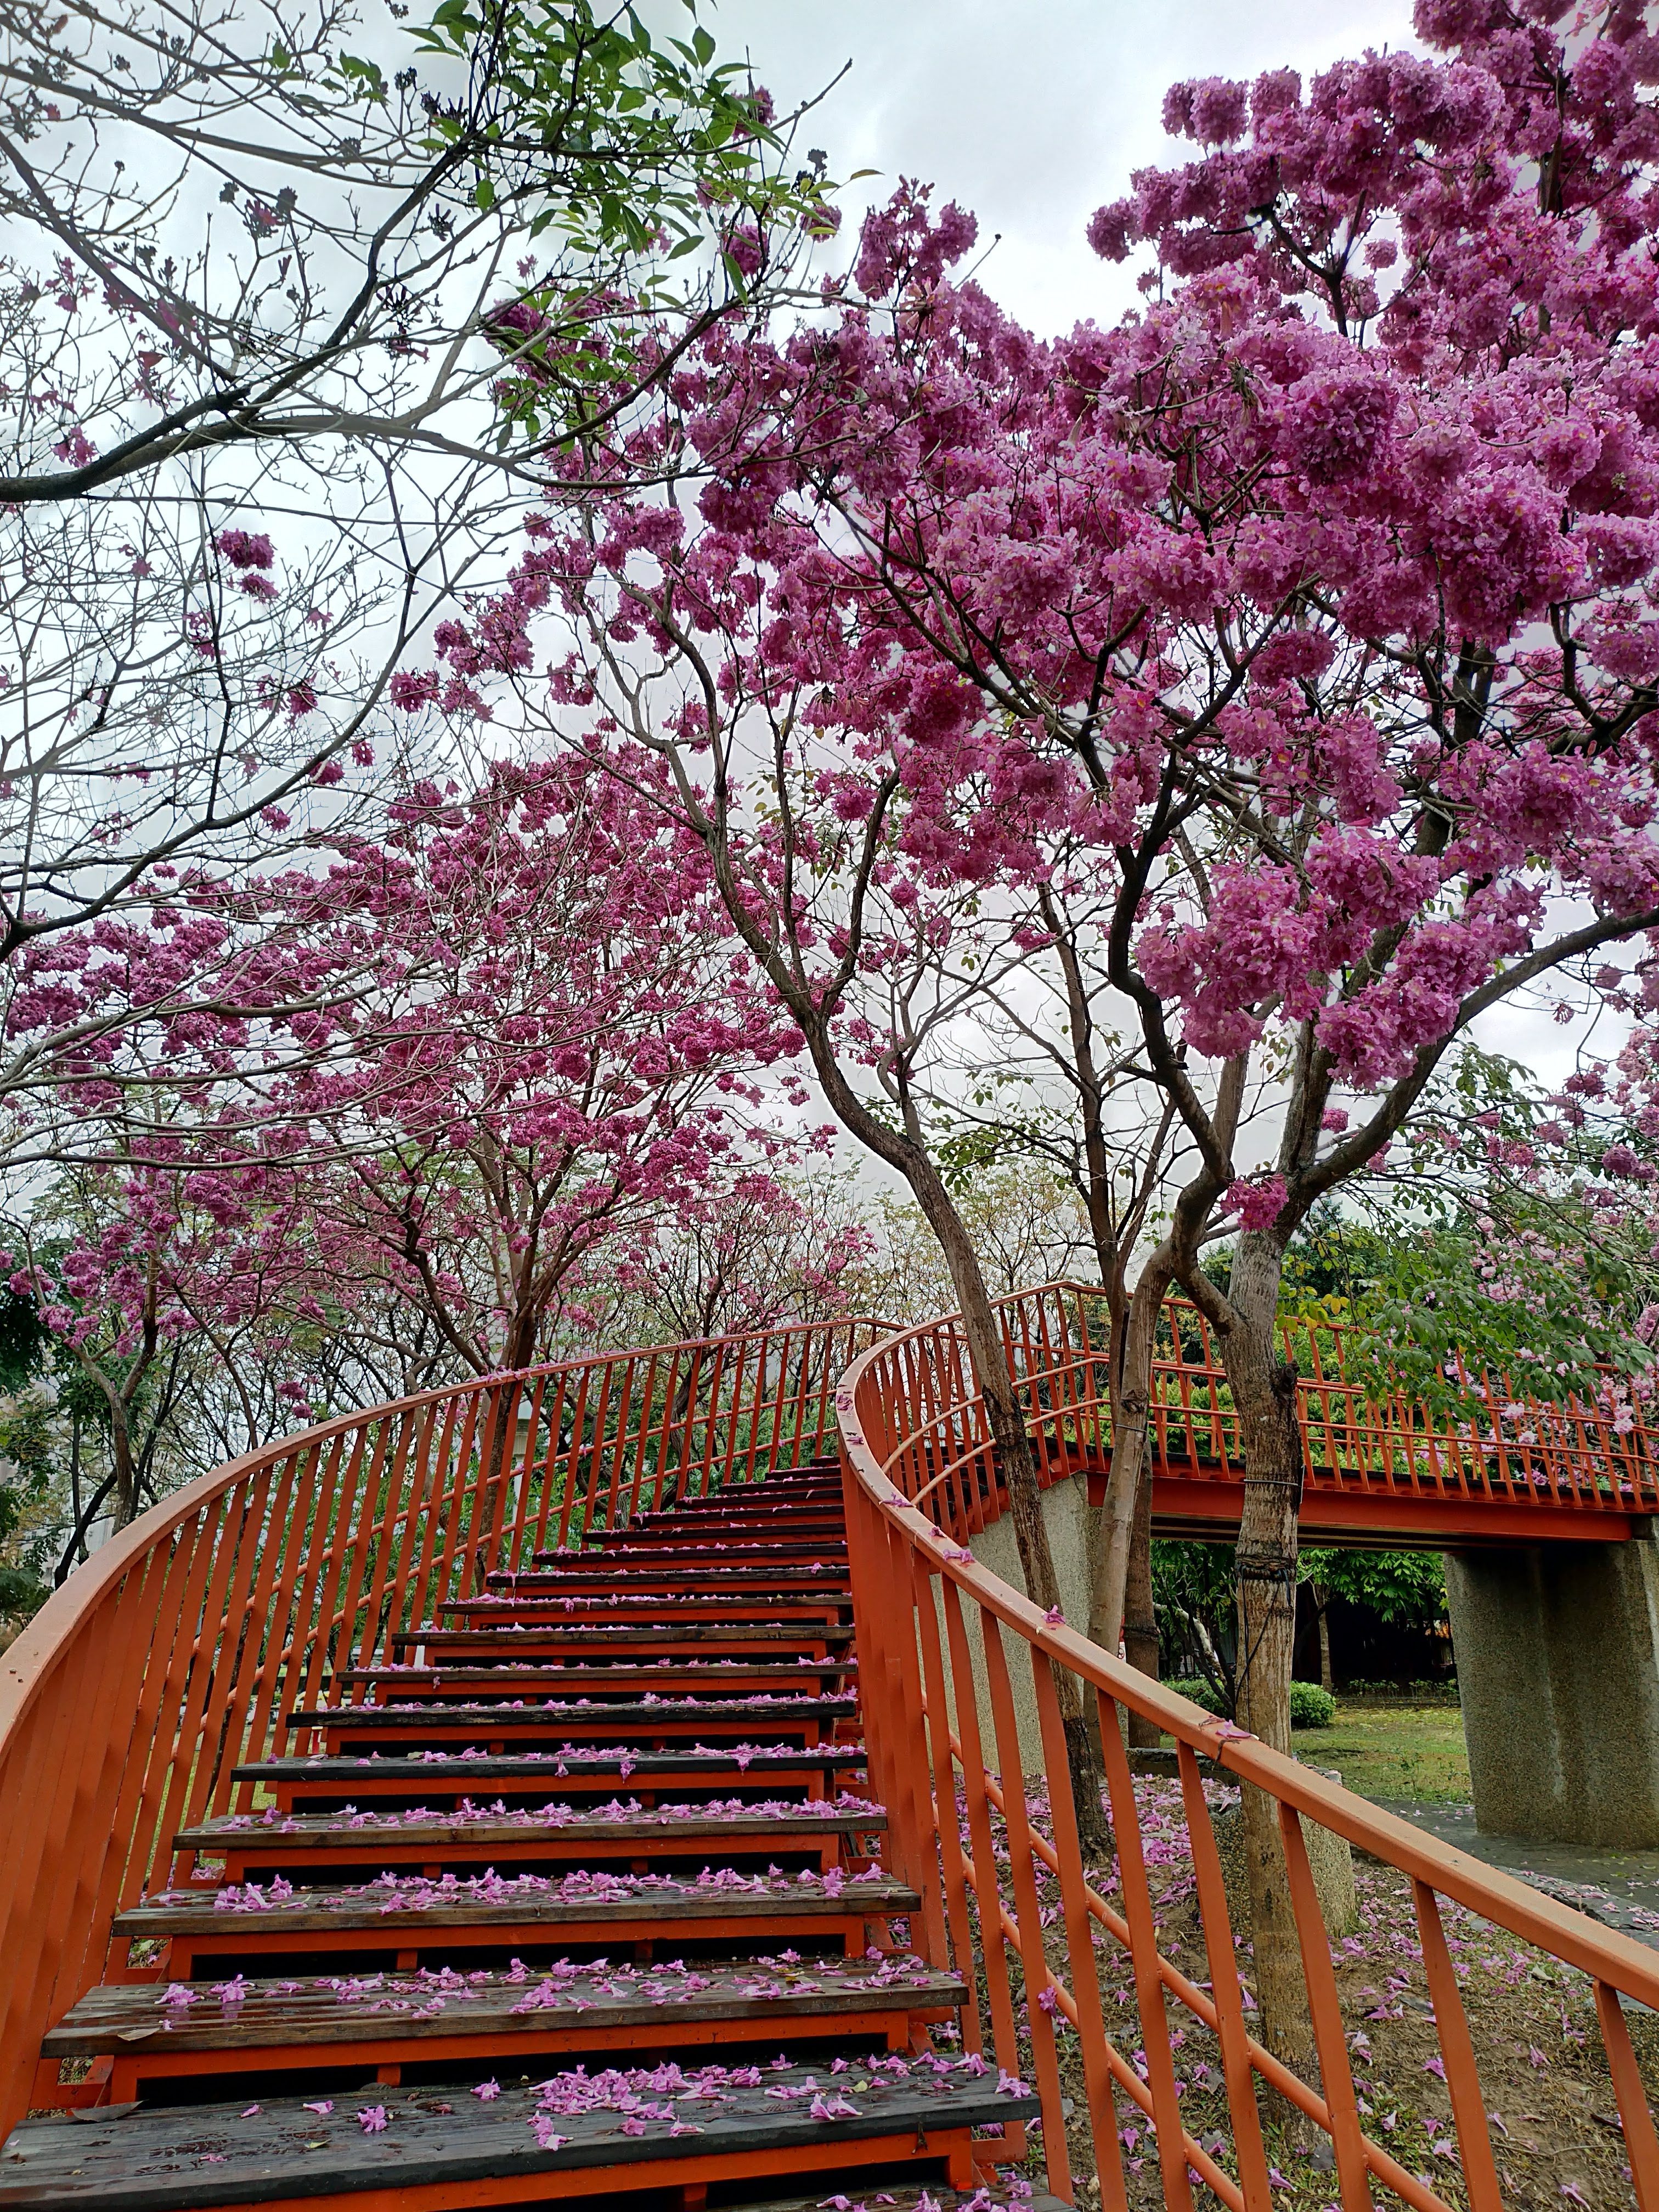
[{"left": 0, "top": 0, "right": 830, "bottom": 1153}]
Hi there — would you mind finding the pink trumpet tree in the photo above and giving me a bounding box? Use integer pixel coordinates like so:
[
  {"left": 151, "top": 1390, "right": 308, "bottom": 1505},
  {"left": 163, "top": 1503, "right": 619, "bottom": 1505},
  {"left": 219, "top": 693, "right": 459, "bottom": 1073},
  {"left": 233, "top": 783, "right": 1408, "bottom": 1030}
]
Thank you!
[
  {"left": 271, "top": 754, "right": 808, "bottom": 1376},
  {"left": 16, "top": 752, "right": 808, "bottom": 1460},
  {"left": 405, "top": 0, "right": 1659, "bottom": 2067}
]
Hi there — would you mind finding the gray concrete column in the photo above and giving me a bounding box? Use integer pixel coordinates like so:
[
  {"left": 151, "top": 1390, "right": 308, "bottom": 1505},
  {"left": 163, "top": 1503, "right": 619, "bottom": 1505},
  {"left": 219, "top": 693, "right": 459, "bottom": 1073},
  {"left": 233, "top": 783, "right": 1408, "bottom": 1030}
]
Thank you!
[
  {"left": 1446, "top": 1534, "right": 1659, "bottom": 1847},
  {"left": 961, "top": 1471, "right": 1094, "bottom": 1767}
]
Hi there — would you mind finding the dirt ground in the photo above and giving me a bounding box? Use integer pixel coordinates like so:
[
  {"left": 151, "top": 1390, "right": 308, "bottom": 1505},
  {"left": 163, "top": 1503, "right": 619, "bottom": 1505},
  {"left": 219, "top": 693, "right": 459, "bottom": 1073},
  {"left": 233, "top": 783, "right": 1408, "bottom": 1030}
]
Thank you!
[{"left": 979, "top": 1775, "right": 1656, "bottom": 2212}]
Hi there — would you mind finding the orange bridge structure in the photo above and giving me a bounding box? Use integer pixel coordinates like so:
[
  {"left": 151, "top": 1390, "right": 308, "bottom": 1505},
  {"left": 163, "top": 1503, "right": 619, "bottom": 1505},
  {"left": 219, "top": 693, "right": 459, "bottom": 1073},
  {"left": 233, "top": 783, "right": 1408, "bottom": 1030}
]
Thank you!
[{"left": 2, "top": 1281, "right": 1658, "bottom": 2212}]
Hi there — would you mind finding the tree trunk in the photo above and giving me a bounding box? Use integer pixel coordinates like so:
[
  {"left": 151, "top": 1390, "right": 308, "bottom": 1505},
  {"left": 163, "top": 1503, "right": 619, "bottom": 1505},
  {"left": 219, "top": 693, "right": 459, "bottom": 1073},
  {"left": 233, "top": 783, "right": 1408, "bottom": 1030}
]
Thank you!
[
  {"left": 1123, "top": 1465, "right": 1161, "bottom": 1748},
  {"left": 1087, "top": 1258, "right": 1170, "bottom": 1664},
  {"left": 1316, "top": 1587, "right": 1334, "bottom": 1695},
  {"left": 1218, "top": 1229, "right": 1319, "bottom": 2101},
  {"left": 109, "top": 1410, "right": 138, "bottom": 1534}
]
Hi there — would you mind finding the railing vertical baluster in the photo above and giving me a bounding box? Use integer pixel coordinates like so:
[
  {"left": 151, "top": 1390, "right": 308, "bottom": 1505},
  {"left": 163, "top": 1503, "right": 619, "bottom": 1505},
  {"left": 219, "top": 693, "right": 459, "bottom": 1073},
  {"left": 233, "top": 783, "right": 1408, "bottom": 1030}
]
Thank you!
[
  {"left": 1276, "top": 1800, "right": 1374, "bottom": 2211},
  {"left": 1027, "top": 1644, "right": 1124, "bottom": 2202},
  {"left": 292, "top": 1435, "right": 363, "bottom": 1722},
  {"left": 1412, "top": 1882, "right": 1503, "bottom": 2212},
  {"left": 1173, "top": 1740, "right": 1273, "bottom": 2211},
  {"left": 1096, "top": 1680, "right": 1197, "bottom": 2212},
  {"left": 121, "top": 1503, "right": 227, "bottom": 1883},
  {"left": 204, "top": 1462, "right": 289, "bottom": 1819},
  {"left": 1594, "top": 1981, "right": 1659, "bottom": 2212},
  {"left": 431, "top": 1389, "right": 487, "bottom": 1605},
  {"left": 353, "top": 1414, "right": 424, "bottom": 1669},
  {"left": 977, "top": 1607, "right": 1074, "bottom": 2203},
  {"left": 182, "top": 1476, "right": 274, "bottom": 1832},
  {"left": 909, "top": 1551, "right": 985, "bottom": 2051},
  {"left": 937, "top": 1577, "right": 1024, "bottom": 2078}
]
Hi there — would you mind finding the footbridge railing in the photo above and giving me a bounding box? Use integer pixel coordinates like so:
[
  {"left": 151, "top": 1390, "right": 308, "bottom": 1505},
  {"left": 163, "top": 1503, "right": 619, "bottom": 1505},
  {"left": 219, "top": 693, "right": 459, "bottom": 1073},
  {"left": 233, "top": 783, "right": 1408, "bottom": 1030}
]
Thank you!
[
  {"left": 843, "top": 1286, "right": 1659, "bottom": 2212},
  {"left": 5, "top": 1279, "right": 1659, "bottom": 2193},
  {"left": 0, "top": 1314, "right": 887, "bottom": 2143},
  {"left": 993, "top": 1280, "right": 1659, "bottom": 1537}
]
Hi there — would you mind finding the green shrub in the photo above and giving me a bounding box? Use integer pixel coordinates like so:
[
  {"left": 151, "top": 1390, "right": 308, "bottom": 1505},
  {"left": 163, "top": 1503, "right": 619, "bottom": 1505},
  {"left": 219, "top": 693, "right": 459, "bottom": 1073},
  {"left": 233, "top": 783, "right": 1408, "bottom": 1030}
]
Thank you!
[
  {"left": 1163, "top": 1678, "right": 1336, "bottom": 1728},
  {"left": 1290, "top": 1681, "right": 1336, "bottom": 1729}
]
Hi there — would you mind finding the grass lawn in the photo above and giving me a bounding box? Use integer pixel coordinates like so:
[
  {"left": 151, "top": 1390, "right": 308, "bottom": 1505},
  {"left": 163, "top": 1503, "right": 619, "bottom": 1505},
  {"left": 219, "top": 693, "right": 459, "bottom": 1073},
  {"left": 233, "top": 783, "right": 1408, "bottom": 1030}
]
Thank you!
[{"left": 1301, "top": 1695, "right": 1471, "bottom": 1802}]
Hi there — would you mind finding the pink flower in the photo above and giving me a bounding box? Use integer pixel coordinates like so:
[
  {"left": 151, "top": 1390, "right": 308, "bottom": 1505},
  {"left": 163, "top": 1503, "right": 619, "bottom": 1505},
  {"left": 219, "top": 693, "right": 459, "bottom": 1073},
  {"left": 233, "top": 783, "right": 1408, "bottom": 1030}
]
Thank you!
[
  {"left": 217, "top": 528, "right": 274, "bottom": 571},
  {"left": 1224, "top": 1176, "right": 1287, "bottom": 1233}
]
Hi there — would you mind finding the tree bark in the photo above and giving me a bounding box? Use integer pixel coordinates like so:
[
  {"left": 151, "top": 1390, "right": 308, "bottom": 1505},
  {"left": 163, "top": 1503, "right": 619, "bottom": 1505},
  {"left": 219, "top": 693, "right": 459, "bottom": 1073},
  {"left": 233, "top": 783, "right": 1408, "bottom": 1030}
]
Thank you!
[
  {"left": 109, "top": 1404, "right": 139, "bottom": 1533},
  {"left": 1122, "top": 1463, "right": 1161, "bottom": 1748},
  {"left": 1313, "top": 1583, "right": 1334, "bottom": 1694},
  {"left": 1218, "top": 1228, "right": 1319, "bottom": 2101},
  {"left": 1087, "top": 1255, "right": 1170, "bottom": 1667}
]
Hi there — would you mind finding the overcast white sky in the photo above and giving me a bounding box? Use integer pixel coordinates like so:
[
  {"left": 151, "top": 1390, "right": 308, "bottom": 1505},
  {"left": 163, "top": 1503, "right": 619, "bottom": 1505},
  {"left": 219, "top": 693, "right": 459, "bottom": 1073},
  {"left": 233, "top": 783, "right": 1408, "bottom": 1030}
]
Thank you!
[{"left": 707, "top": 0, "right": 1419, "bottom": 336}]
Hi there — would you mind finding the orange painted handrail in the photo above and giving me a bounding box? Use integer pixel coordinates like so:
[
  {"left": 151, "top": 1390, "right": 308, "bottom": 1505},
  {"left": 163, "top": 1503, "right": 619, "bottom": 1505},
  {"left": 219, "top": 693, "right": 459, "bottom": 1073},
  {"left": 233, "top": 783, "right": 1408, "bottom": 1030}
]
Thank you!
[
  {"left": 0, "top": 1313, "right": 888, "bottom": 2142},
  {"left": 839, "top": 1285, "right": 1659, "bottom": 2212},
  {"left": 985, "top": 1282, "right": 1657, "bottom": 1532},
  {"left": 5, "top": 1273, "right": 1658, "bottom": 2188}
]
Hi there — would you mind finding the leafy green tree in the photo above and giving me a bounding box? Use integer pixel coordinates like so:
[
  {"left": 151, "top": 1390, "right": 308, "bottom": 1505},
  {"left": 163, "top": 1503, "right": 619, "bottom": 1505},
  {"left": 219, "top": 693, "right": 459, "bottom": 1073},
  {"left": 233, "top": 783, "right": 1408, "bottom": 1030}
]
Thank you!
[
  {"left": 0, "top": 1281, "right": 54, "bottom": 1628},
  {"left": 1155, "top": 1537, "right": 1448, "bottom": 1709}
]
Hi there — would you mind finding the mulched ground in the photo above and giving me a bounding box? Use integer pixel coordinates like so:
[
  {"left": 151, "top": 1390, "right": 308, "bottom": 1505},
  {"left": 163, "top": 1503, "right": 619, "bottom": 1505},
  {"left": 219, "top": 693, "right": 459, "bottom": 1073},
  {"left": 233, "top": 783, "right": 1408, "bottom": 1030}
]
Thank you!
[{"left": 974, "top": 1776, "right": 1657, "bottom": 2212}]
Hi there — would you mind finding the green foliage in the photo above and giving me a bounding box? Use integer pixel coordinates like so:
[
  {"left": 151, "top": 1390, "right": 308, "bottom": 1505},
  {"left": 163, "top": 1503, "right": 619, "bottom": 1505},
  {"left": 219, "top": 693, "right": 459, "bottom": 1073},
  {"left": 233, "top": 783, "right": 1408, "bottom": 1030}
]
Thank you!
[
  {"left": 1335, "top": 1046, "right": 1659, "bottom": 1420},
  {"left": 1278, "top": 1203, "right": 1391, "bottom": 1312},
  {"left": 0, "top": 1283, "right": 49, "bottom": 1394},
  {"left": 1153, "top": 1537, "right": 1448, "bottom": 1717},
  {"left": 1164, "top": 1677, "right": 1334, "bottom": 1727},
  {"left": 1302, "top": 1547, "right": 1447, "bottom": 1629},
  {"left": 0, "top": 1389, "right": 54, "bottom": 1622},
  {"left": 400, "top": 1, "right": 839, "bottom": 444},
  {"left": 1289, "top": 1680, "right": 1336, "bottom": 1728},
  {"left": 0, "top": 1276, "right": 52, "bottom": 1620},
  {"left": 1166, "top": 1676, "right": 1228, "bottom": 1716}
]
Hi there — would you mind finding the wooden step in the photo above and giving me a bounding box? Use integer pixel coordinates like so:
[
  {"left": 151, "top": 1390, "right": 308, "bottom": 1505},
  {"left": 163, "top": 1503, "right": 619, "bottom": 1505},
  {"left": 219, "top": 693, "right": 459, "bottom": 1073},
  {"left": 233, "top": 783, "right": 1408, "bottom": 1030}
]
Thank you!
[
  {"left": 546, "top": 1557, "right": 849, "bottom": 1575},
  {"left": 40, "top": 1956, "right": 967, "bottom": 2102},
  {"left": 177, "top": 1801, "right": 888, "bottom": 1882},
  {"left": 285, "top": 1697, "right": 857, "bottom": 1755},
  {"left": 388, "top": 1625, "right": 854, "bottom": 1662},
  {"left": 610, "top": 1513, "right": 845, "bottom": 1531},
  {"left": 4, "top": 2057, "right": 1031, "bottom": 2209},
  {"left": 331, "top": 1661, "right": 854, "bottom": 1701},
  {"left": 606, "top": 1532, "right": 846, "bottom": 1548},
  {"left": 489, "top": 1566, "right": 849, "bottom": 1592},
  {"left": 235, "top": 1745, "right": 868, "bottom": 1812},
  {"left": 443, "top": 1597, "right": 851, "bottom": 1629},
  {"left": 116, "top": 1867, "right": 914, "bottom": 1977},
  {"left": 579, "top": 1531, "right": 849, "bottom": 1548}
]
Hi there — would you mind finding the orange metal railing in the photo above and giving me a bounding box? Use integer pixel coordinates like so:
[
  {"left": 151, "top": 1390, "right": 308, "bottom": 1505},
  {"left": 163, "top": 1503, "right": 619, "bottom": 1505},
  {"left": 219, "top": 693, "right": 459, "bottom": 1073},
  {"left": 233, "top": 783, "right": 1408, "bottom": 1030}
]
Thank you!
[
  {"left": 986, "top": 1282, "right": 1659, "bottom": 1527},
  {"left": 0, "top": 1314, "right": 887, "bottom": 2143},
  {"left": 840, "top": 1284, "right": 1659, "bottom": 2212},
  {"left": 4, "top": 1278, "right": 1658, "bottom": 2184}
]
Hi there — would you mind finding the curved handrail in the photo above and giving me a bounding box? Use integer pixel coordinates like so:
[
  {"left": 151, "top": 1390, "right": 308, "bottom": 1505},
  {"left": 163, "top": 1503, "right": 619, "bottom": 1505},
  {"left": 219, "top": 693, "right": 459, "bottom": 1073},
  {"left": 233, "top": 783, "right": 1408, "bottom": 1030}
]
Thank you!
[
  {"left": 5, "top": 1273, "right": 1657, "bottom": 2185},
  {"left": 1012, "top": 1278, "right": 1656, "bottom": 1511},
  {"left": 838, "top": 1290, "right": 1659, "bottom": 2211},
  {"left": 0, "top": 1312, "right": 889, "bottom": 2141}
]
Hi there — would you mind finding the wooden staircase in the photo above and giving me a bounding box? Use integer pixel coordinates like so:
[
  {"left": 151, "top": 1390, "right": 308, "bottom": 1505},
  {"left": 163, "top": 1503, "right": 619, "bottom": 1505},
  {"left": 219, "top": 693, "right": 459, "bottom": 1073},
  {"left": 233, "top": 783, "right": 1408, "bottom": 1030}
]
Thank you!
[{"left": 1, "top": 1463, "right": 1040, "bottom": 2210}]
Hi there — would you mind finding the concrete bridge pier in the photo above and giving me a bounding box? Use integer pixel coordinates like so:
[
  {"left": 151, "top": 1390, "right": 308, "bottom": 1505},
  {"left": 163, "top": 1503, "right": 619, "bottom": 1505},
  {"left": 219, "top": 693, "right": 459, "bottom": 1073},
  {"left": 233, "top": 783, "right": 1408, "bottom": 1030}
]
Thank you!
[{"left": 1446, "top": 1530, "right": 1659, "bottom": 1847}]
